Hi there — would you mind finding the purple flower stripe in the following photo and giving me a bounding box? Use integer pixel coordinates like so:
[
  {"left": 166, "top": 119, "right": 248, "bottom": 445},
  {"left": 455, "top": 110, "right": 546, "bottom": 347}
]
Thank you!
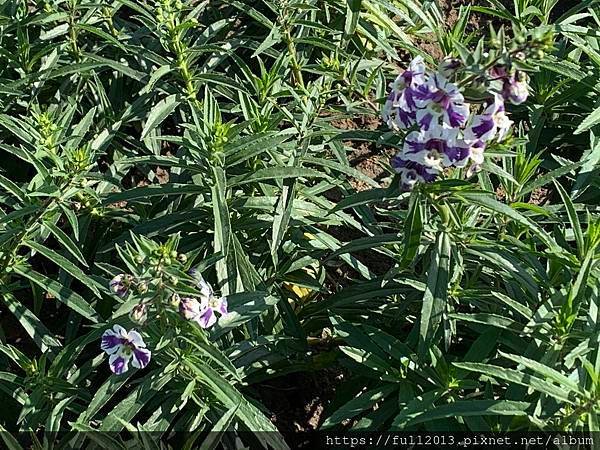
[
  {"left": 391, "top": 156, "right": 437, "bottom": 182},
  {"left": 198, "top": 308, "right": 216, "bottom": 329},
  {"left": 403, "top": 89, "right": 418, "bottom": 110},
  {"left": 404, "top": 140, "right": 425, "bottom": 154},
  {"left": 395, "top": 106, "right": 414, "bottom": 127},
  {"left": 101, "top": 334, "right": 122, "bottom": 352},
  {"left": 419, "top": 113, "right": 433, "bottom": 130},
  {"left": 447, "top": 104, "right": 467, "bottom": 128},
  {"left": 133, "top": 348, "right": 151, "bottom": 369},
  {"left": 444, "top": 145, "right": 470, "bottom": 166},
  {"left": 110, "top": 356, "right": 127, "bottom": 375},
  {"left": 471, "top": 117, "right": 495, "bottom": 139},
  {"left": 219, "top": 298, "right": 228, "bottom": 315}
]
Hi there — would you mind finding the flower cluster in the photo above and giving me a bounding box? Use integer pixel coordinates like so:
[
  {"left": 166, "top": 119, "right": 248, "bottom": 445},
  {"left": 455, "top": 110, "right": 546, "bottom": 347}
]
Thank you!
[
  {"left": 102, "top": 263, "right": 228, "bottom": 374},
  {"left": 383, "top": 56, "right": 527, "bottom": 190}
]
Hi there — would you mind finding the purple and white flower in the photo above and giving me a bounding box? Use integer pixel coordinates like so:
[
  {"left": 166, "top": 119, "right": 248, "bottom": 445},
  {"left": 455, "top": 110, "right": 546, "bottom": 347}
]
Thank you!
[
  {"left": 415, "top": 73, "right": 470, "bottom": 129},
  {"left": 179, "top": 270, "right": 228, "bottom": 328},
  {"left": 464, "top": 95, "right": 513, "bottom": 143},
  {"left": 382, "top": 56, "right": 427, "bottom": 130},
  {"left": 391, "top": 154, "right": 439, "bottom": 190},
  {"left": 468, "top": 139, "right": 486, "bottom": 166},
  {"left": 101, "top": 325, "right": 151, "bottom": 375},
  {"left": 503, "top": 71, "right": 529, "bottom": 105},
  {"left": 179, "top": 294, "right": 228, "bottom": 329},
  {"left": 403, "top": 126, "right": 471, "bottom": 169},
  {"left": 109, "top": 274, "right": 132, "bottom": 298}
]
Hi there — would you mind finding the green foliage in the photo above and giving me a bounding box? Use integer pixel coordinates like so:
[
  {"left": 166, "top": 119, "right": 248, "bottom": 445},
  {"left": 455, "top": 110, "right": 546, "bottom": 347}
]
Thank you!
[{"left": 0, "top": 0, "right": 598, "bottom": 445}]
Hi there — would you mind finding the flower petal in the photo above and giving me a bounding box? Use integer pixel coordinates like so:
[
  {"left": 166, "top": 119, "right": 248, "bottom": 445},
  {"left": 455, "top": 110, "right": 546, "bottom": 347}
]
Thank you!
[
  {"left": 196, "top": 307, "right": 217, "bottom": 329},
  {"left": 468, "top": 115, "right": 496, "bottom": 141},
  {"left": 109, "top": 353, "right": 130, "bottom": 375},
  {"left": 218, "top": 297, "right": 228, "bottom": 315},
  {"left": 127, "top": 330, "right": 146, "bottom": 348},
  {"left": 112, "top": 324, "right": 128, "bottom": 337},
  {"left": 109, "top": 274, "right": 129, "bottom": 298},
  {"left": 197, "top": 278, "right": 214, "bottom": 300},
  {"left": 100, "top": 329, "right": 122, "bottom": 355},
  {"left": 131, "top": 347, "right": 151, "bottom": 369},
  {"left": 180, "top": 297, "right": 201, "bottom": 320}
]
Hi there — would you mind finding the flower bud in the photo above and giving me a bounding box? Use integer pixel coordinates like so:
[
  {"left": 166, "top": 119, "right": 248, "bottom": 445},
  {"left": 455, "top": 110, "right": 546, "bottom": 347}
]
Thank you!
[
  {"left": 135, "top": 255, "right": 144, "bottom": 264},
  {"left": 177, "top": 253, "right": 187, "bottom": 264},
  {"left": 179, "top": 297, "right": 200, "bottom": 321},
  {"left": 438, "top": 57, "right": 461, "bottom": 78},
  {"left": 170, "top": 292, "right": 181, "bottom": 307},
  {"left": 137, "top": 282, "right": 149, "bottom": 294},
  {"left": 170, "top": 276, "right": 178, "bottom": 286},
  {"left": 503, "top": 71, "right": 529, "bottom": 105},
  {"left": 129, "top": 303, "right": 148, "bottom": 325},
  {"left": 110, "top": 274, "right": 132, "bottom": 298},
  {"left": 170, "top": 251, "right": 178, "bottom": 259}
]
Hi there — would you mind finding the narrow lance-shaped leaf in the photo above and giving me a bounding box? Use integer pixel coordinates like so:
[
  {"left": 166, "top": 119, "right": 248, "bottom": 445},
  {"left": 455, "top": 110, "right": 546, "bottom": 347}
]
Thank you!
[
  {"left": 418, "top": 232, "right": 451, "bottom": 359},
  {"left": 24, "top": 240, "right": 100, "bottom": 297},
  {"left": 141, "top": 94, "right": 180, "bottom": 140},
  {"left": 13, "top": 266, "right": 99, "bottom": 323},
  {"left": 211, "top": 166, "right": 233, "bottom": 295}
]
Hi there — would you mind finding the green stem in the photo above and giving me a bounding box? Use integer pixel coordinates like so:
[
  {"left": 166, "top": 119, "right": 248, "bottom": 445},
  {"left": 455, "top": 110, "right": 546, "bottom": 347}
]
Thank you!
[
  {"left": 283, "top": 27, "right": 304, "bottom": 89},
  {"left": 167, "top": 20, "right": 197, "bottom": 102}
]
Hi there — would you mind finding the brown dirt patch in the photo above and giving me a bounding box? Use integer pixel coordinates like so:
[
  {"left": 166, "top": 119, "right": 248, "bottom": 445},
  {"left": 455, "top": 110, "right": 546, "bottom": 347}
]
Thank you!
[
  {"left": 256, "top": 369, "right": 344, "bottom": 434},
  {"left": 331, "top": 115, "right": 393, "bottom": 192}
]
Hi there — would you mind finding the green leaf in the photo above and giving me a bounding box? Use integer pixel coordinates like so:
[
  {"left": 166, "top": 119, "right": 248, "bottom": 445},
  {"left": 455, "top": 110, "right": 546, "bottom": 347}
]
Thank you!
[
  {"left": 141, "top": 94, "right": 180, "bottom": 140},
  {"left": 100, "top": 370, "right": 171, "bottom": 431},
  {"left": 211, "top": 166, "right": 233, "bottom": 295},
  {"left": 225, "top": 132, "right": 291, "bottom": 167},
  {"left": 521, "top": 161, "right": 583, "bottom": 195},
  {"left": 210, "top": 292, "right": 279, "bottom": 339},
  {"left": 574, "top": 103, "right": 600, "bottom": 135},
  {"left": 13, "top": 267, "right": 99, "bottom": 323},
  {"left": 553, "top": 180, "right": 584, "bottom": 257},
  {"left": 418, "top": 232, "right": 451, "bottom": 358},
  {"left": 339, "top": 346, "right": 400, "bottom": 382},
  {"left": 344, "top": 0, "right": 362, "bottom": 37},
  {"left": 72, "top": 423, "right": 127, "bottom": 449},
  {"left": 198, "top": 403, "right": 240, "bottom": 449},
  {"left": 103, "top": 184, "right": 206, "bottom": 204},
  {"left": 0, "top": 425, "right": 24, "bottom": 450},
  {"left": 453, "top": 362, "right": 576, "bottom": 404},
  {"left": 0, "top": 173, "right": 26, "bottom": 203},
  {"left": 400, "top": 193, "right": 423, "bottom": 266},
  {"left": 325, "top": 234, "right": 400, "bottom": 261},
  {"left": 228, "top": 167, "right": 325, "bottom": 187},
  {"left": 43, "top": 221, "right": 88, "bottom": 267},
  {"left": 24, "top": 240, "right": 100, "bottom": 297},
  {"left": 0, "top": 292, "right": 62, "bottom": 355},
  {"left": 77, "top": 374, "right": 133, "bottom": 423},
  {"left": 405, "top": 400, "right": 529, "bottom": 426},
  {"left": 456, "top": 192, "right": 559, "bottom": 251},
  {"left": 500, "top": 352, "right": 584, "bottom": 395},
  {"left": 184, "top": 360, "right": 288, "bottom": 448},
  {"left": 322, "top": 384, "right": 396, "bottom": 429}
]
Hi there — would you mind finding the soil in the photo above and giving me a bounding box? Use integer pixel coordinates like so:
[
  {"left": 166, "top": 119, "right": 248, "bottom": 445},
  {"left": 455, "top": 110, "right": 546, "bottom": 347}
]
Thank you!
[
  {"left": 256, "top": 369, "right": 345, "bottom": 438},
  {"left": 331, "top": 115, "right": 393, "bottom": 192},
  {"left": 529, "top": 187, "right": 550, "bottom": 206}
]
